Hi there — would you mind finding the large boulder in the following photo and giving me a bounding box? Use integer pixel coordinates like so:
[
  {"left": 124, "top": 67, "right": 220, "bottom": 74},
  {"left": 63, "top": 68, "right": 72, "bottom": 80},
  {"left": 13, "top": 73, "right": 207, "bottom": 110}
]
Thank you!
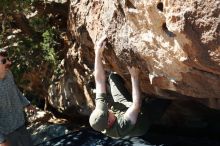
[{"left": 64, "top": 0, "right": 220, "bottom": 108}]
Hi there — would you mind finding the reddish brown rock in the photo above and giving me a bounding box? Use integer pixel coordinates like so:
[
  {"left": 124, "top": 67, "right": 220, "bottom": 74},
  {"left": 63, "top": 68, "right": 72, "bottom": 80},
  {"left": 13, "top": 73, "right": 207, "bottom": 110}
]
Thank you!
[{"left": 65, "top": 0, "right": 220, "bottom": 110}]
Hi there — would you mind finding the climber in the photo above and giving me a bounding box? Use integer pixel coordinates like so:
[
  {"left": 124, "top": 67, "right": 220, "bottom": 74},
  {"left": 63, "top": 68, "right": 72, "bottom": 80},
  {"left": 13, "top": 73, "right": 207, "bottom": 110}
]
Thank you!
[{"left": 89, "top": 35, "right": 171, "bottom": 138}]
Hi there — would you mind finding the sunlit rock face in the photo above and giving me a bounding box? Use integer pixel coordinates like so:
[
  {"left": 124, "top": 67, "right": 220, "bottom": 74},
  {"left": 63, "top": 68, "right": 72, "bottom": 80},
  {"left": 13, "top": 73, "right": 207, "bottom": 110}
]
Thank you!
[{"left": 67, "top": 0, "right": 220, "bottom": 108}]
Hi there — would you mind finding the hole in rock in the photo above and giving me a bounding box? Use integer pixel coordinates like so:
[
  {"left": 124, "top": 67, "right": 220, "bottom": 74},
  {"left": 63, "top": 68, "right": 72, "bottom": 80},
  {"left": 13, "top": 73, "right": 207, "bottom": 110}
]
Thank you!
[
  {"left": 157, "top": 2, "right": 163, "bottom": 12},
  {"left": 162, "top": 23, "right": 176, "bottom": 37}
]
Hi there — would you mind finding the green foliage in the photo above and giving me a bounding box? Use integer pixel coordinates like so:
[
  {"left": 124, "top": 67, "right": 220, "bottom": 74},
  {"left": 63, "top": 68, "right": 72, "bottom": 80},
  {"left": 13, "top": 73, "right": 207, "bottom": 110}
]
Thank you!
[
  {"left": 0, "top": 34, "right": 3, "bottom": 47},
  {"left": 41, "top": 28, "right": 58, "bottom": 67},
  {"left": 0, "top": 0, "right": 34, "bottom": 12},
  {"left": 0, "top": 0, "right": 65, "bottom": 100},
  {"left": 0, "top": 0, "right": 14, "bottom": 10},
  {"left": 30, "top": 17, "right": 50, "bottom": 32},
  {"left": 9, "top": 28, "right": 60, "bottom": 86}
]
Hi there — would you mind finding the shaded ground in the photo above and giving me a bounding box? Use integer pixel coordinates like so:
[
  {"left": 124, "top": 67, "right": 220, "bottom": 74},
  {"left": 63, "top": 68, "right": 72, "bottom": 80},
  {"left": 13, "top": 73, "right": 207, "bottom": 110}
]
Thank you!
[
  {"left": 29, "top": 122, "right": 220, "bottom": 146},
  {"left": 33, "top": 126, "right": 220, "bottom": 146},
  {"left": 143, "top": 125, "right": 220, "bottom": 146},
  {"left": 27, "top": 101, "right": 220, "bottom": 146},
  {"left": 31, "top": 125, "right": 220, "bottom": 146},
  {"left": 36, "top": 128, "right": 152, "bottom": 146}
]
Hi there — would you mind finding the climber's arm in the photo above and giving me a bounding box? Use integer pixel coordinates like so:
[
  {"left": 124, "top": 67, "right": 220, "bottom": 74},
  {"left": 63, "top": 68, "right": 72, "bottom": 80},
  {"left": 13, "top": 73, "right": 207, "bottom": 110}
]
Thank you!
[
  {"left": 124, "top": 66, "right": 142, "bottom": 124},
  {"left": 94, "top": 35, "right": 107, "bottom": 94}
]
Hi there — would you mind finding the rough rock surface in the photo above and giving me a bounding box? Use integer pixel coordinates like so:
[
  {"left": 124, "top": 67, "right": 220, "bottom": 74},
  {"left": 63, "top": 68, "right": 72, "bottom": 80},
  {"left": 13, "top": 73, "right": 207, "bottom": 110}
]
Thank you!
[{"left": 45, "top": 0, "right": 220, "bottom": 116}]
